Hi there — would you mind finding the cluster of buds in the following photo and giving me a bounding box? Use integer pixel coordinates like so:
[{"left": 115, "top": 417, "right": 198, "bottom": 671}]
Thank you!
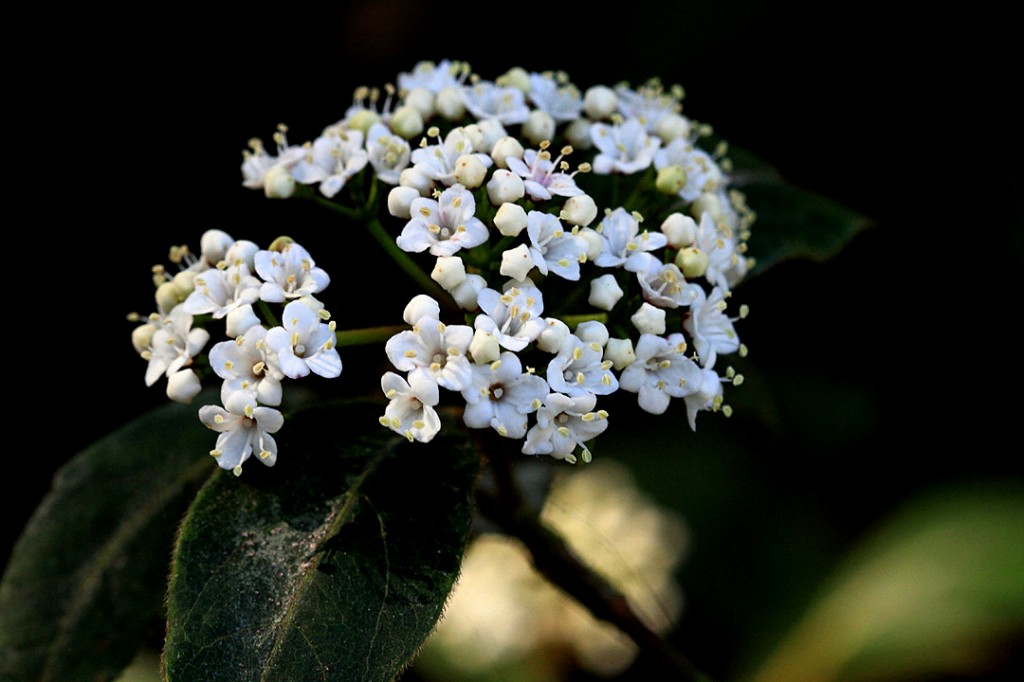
[
  {"left": 234, "top": 60, "right": 755, "bottom": 466},
  {"left": 130, "top": 232, "right": 341, "bottom": 475}
]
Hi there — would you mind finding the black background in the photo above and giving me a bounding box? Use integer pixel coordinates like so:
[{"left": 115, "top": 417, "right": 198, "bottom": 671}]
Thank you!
[{"left": 8, "top": 1, "right": 1022, "bottom": 679}]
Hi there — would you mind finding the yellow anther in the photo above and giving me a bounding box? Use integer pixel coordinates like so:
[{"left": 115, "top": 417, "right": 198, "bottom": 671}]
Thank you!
[
  {"left": 722, "top": 405, "right": 733, "bottom": 418},
  {"left": 597, "top": 410, "right": 609, "bottom": 419},
  {"left": 602, "top": 374, "right": 612, "bottom": 386},
  {"left": 601, "top": 361, "right": 613, "bottom": 370},
  {"left": 413, "top": 420, "right": 426, "bottom": 430},
  {"left": 291, "top": 332, "right": 300, "bottom": 347},
  {"left": 429, "top": 362, "right": 441, "bottom": 372},
  {"left": 243, "top": 404, "right": 254, "bottom": 418},
  {"left": 490, "top": 360, "right": 502, "bottom": 371},
  {"left": 739, "top": 344, "right": 749, "bottom": 357},
  {"left": 224, "top": 360, "right": 234, "bottom": 370},
  {"left": 210, "top": 449, "right": 221, "bottom": 458},
  {"left": 259, "top": 450, "right": 271, "bottom": 460},
  {"left": 233, "top": 465, "right": 243, "bottom": 477},
  {"left": 581, "top": 412, "right": 596, "bottom": 422},
  {"left": 572, "top": 347, "right": 583, "bottom": 361},
  {"left": 561, "top": 145, "right": 573, "bottom": 156},
  {"left": 576, "top": 372, "right": 585, "bottom": 384},
  {"left": 531, "top": 399, "right": 541, "bottom": 409},
  {"left": 384, "top": 389, "right": 397, "bottom": 399},
  {"left": 739, "top": 304, "right": 750, "bottom": 319},
  {"left": 660, "top": 359, "right": 671, "bottom": 369},
  {"left": 557, "top": 427, "right": 571, "bottom": 437},
  {"left": 404, "top": 350, "right": 418, "bottom": 358},
  {"left": 732, "top": 375, "right": 745, "bottom": 386},
  {"left": 447, "top": 346, "right": 461, "bottom": 356},
  {"left": 379, "top": 416, "right": 390, "bottom": 426},
  {"left": 419, "top": 207, "right": 432, "bottom": 217},
  {"left": 496, "top": 425, "right": 508, "bottom": 437},
  {"left": 391, "top": 417, "right": 402, "bottom": 428},
  {"left": 403, "top": 431, "right": 414, "bottom": 442},
  {"left": 581, "top": 449, "right": 593, "bottom": 463},
  {"left": 452, "top": 197, "right": 462, "bottom": 208},
  {"left": 214, "top": 414, "right": 224, "bottom": 424}
]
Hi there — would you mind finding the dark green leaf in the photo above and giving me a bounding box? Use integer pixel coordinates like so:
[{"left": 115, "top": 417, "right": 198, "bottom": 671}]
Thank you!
[
  {"left": 0, "top": 399, "right": 215, "bottom": 682},
  {"left": 728, "top": 145, "right": 875, "bottom": 275},
  {"left": 163, "top": 401, "right": 479, "bottom": 682}
]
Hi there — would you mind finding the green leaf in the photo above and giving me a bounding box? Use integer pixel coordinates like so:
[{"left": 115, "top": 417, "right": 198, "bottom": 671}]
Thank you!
[
  {"left": 749, "top": 484, "right": 1024, "bottom": 682},
  {"left": 728, "top": 145, "right": 875, "bottom": 275},
  {"left": 0, "top": 399, "right": 216, "bottom": 682},
  {"left": 163, "top": 400, "right": 480, "bottom": 682}
]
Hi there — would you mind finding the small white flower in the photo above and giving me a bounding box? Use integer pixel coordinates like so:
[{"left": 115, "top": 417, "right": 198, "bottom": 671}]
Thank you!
[
  {"left": 590, "top": 118, "right": 660, "bottom": 175},
  {"left": 593, "top": 208, "right": 668, "bottom": 271},
  {"left": 693, "top": 211, "right": 741, "bottom": 292},
  {"left": 619, "top": 334, "right": 701, "bottom": 415},
  {"left": 522, "top": 392, "right": 609, "bottom": 463},
  {"left": 292, "top": 127, "right": 369, "bottom": 198},
  {"left": 398, "top": 60, "right": 464, "bottom": 94},
  {"left": 396, "top": 183, "right": 489, "bottom": 257},
  {"left": 684, "top": 287, "right": 740, "bottom": 367},
  {"left": 182, "top": 263, "right": 261, "bottom": 319},
  {"left": 633, "top": 252, "right": 701, "bottom": 309},
  {"left": 683, "top": 367, "right": 727, "bottom": 430},
  {"left": 653, "top": 138, "right": 725, "bottom": 202},
  {"left": 475, "top": 285, "right": 547, "bottom": 351},
  {"left": 461, "top": 352, "right": 548, "bottom": 439},
  {"left": 265, "top": 300, "right": 341, "bottom": 379},
  {"left": 411, "top": 127, "right": 491, "bottom": 186},
  {"left": 528, "top": 72, "right": 583, "bottom": 122},
  {"left": 385, "top": 317, "right": 474, "bottom": 406},
  {"left": 527, "top": 211, "right": 588, "bottom": 281},
  {"left": 463, "top": 82, "right": 530, "bottom": 125},
  {"left": 254, "top": 242, "right": 330, "bottom": 303},
  {"left": 200, "top": 392, "right": 283, "bottom": 474},
  {"left": 615, "top": 83, "right": 682, "bottom": 134},
  {"left": 506, "top": 148, "right": 584, "bottom": 201},
  {"left": 379, "top": 372, "right": 441, "bottom": 443},
  {"left": 143, "top": 306, "right": 210, "bottom": 387},
  {"left": 546, "top": 336, "right": 619, "bottom": 397},
  {"left": 366, "top": 122, "right": 411, "bottom": 185},
  {"left": 209, "top": 325, "right": 284, "bottom": 406}
]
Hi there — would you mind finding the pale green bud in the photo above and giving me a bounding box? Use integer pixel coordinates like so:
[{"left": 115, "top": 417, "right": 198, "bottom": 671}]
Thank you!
[
  {"left": 523, "top": 110, "right": 556, "bottom": 146},
  {"left": 675, "top": 246, "right": 709, "bottom": 278},
  {"left": 390, "top": 105, "right": 424, "bottom": 140},
  {"left": 656, "top": 164, "right": 688, "bottom": 195}
]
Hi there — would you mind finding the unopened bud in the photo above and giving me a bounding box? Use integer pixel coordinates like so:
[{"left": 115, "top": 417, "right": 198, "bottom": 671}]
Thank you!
[
  {"left": 561, "top": 193, "right": 598, "bottom": 226},
  {"left": 390, "top": 105, "right": 424, "bottom": 140},
  {"left": 431, "top": 256, "right": 467, "bottom": 290},
  {"left": 346, "top": 109, "right": 380, "bottom": 134},
  {"left": 435, "top": 86, "right": 466, "bottom": 120},
  {"left": 403, "top": 86, "right": 435, "bottom": 120},
  {"left": 575, "top": 320, "right": 609, "bottom": 346},
  {"left": 225, "top": 239, "right": 259, "bottom": 269},
  {"left": 564, "top": 119, "right": 593, "bottom": 150},
  {"left": 588, "top": 274, "right": 624, "bottom": 311},
  {"left": 399, "top": 167, "right": 434, "bottom": 196},
  {"left": 656, "top": 164, "right": 688, "bottom": 195},
  {"left": 131, "top": 323, "right": 157, "bottom": 354},
  {"left": 605, "top": 338, "right": 636, "bottom": 370},
  {"left": 387, "top": 186, "right": 420, "bottom": 219},
  {"left": 464, "top": 120, "right": 507, "bottom": 154},
  {"left": 491, "top": 136, "right": 525, "bottom": 169},
  {"left": 577, "top": 227, "right": 605, "bottom": 260},
  {"left": 469, "top": 328, "right": 501, "bottom": 364},
  {"left": 690, "top": 192, "right": 724, "bottom": 224},
  {"left": 403, "top": 295, "right": 441, "bottom": 325},
  {"left": 200, "top": 230, "right": 234, "bottom": 263},
  {"left": 263, "top": 164, "right": 295, "bottom": 199},
  {"left": 535, "top": 318, "right": 570, "bottom": 353},
  {"left": 631, "top": 302, "right": 666, "bottom": 335},
  {"left": 487, "top": 169, "right": 525, "bottom": 204},
  {"left": 496, "top": 66, "right": 531, "bottom": 92},
  {"left": 675, "top": 246, "right": 709, "bottom": 278},
  {"left": 493, "top": 202, "right": 528, "bottom": 237},
  {"left": 583, "top": 85, "right": 618, "bottom": 119},
  {"left": 499, "top": 244, "right": 535, "bottom": 281},
  {"left": 454, "top": 154, "right": 488, "bottom": 188},
  {"left": 523, "top": 110, "right": 556, "bottom": 146},
  {"left": 172, "top": 270, "right": 197, "bottom": 297},
  {"left": 156, "top": 281, "right": 184, "bottom": 314},
  {"left": 661, "top": 213, "right": 698, "bottom": 247},
  {"left": 451, "top": 274, "right": 487, "bottom": 310},
  {"left": 226, "top": 304, "right": 261, "bottom": 338},
  {"left": 655, "top": 113, "right": 692, "bottom": 142},
  {"left": 166, "top": 369, "right": 202, "bottom": 404}
]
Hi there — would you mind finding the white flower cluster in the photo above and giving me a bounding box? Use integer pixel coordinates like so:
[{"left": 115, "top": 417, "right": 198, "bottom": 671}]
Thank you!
[
  {"left": 131, "top": 231, "right": 341, "bottom": 475},
  {"left": 242, "top": 60, "right": 755, "bottom": 464}
]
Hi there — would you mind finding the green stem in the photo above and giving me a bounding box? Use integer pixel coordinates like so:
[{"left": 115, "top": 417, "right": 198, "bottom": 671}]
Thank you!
[
  {"left": 334, "top": 325, "right": 406, "bottom": 348},
  {"left": 311, "top": 195, "right": 364, "bottom": 221},
  {"left": 560, "top": 312, "right": 608, "bottom": 330},
  {"left": 258, "top": 300, "right": 280, "bottom": 328}
]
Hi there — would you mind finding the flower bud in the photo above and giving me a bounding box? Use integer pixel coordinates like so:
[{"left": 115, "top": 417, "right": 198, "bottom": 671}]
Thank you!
[
  {"left": 451, "top": 274, "right": 487, "bottom": 310},
  {"left": 490, "top": 136, "right": 525, "bottom": 169},
  {"left": 390, "top": 105, "right": 425, "bottom": 140},
  {"left": 156, "top": 281, "right": 184, "bottom": 314},
  {"left": 431, "top": 255, "right": 467, "bottom": 290},
  {"left": 661, "top": 213, "right": 697, "bottom": 248},
  {"left": 404, "top": 294, "right": 441, "bottom": 325},
  {"left": 656, "top": 164, "right": 688, "bottom": 195},
  {"left": 200, "top": 229, "right": 234, "bottom": 263},
  {"left": 675, "top": 246, "right": 709, "bottom": 278},
  {"left": 605, "top": 338, "right": 636, "bottom": 370},
  {"left": 655, "top": 113, "right": 692, "bottom": 142},
  {"left": 166, "top": 369, "right": 202, "bottom": 404},
  {"left": 564, "top": 119, "right": 593, "bottom": 150},
  {"left": 172, "top": 270, "right": 197, "bottom": 297},
  {"left": 577, "top": 227, "right": 604, "bottom": 260},
  {"left": 631, "top": 302, "right": 666, "bottom": 335},
  {"left": 469, "top": 328, "right": 501, "bottom": 364},
  {"left": 487, "top": 169, "right": 525, "bottom": 204},
  {"left": 499, "top": 244, "right": 535, "bottom": 281},
  {"left": 691, "top": 192, "right": 724, "bottom": 223},
  {"left": 226, "top": 303, "right": 261, "bottom": 337},
  {"left": 435, "top": 86, "right": 466, "bottom": 120},
  {"left": 399, "top": 167, "right": 434, "bottom": 196},
  {"left": 536, "top": 317, "right": 571, "bottom": 353},
  {"left": 403, "top": 86, "right": 435, "bottom": 120},
  {"left": 523, "top": 110, "right": 556, "bottom": 146},
  {"left": 131, "top": 323, "right": 157, "bottom": 354},
  {"left": 588, "top": 274, "right": 624, "bottom": 311},
  {"left": 493, "top": 202, "right": 528, "bottom": 237},
  {"left": 346, "top": 109, "right": 380, "bottom": 134},
  {"left": 264, "top": 164, "right": 295, "bottom": 199},
  {"left": 496, "top": 66, "right": 531, "bottom": 92},
  {"left": 583, "top": 85, "right": 617, "bottom": 119},
  {"left": 225, "top": 239, "right": 259, "bottom": 269},
  {"left": 575, "top": 320, "right": 609, "bottom": 346},
  {"left": 387, "top": 186, "right": 421, "bottom": 219},
  {"left": 560, "top": 193, "right": 598, "bottom": 227},
  {"left": 454, "top": 154, "right": 488, "bottom": 188}
]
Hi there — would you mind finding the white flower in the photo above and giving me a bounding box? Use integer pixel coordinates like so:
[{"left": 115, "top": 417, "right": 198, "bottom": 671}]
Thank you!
[
  {"left": 366, "top": 122, "right": 411, "bottom": 185},
  {"left": 615, "top": 83, "right": 682, "bottom": 134},
  {"left": 181, "top": 263, "right": 261, "bottom": 319},
  {"left": 385, "top": 317, "right": 474, "bottom": 406},
  {"left": 379, "top": 372, "right": 441, "bottom": 443},
  {"left": 546, "top": 336, "right": 618, "bottom": 397},
  {"left": 528, "top": 72, "right": 583, "bottom": 122},
  {"left": 265, "top": 300, "right": 341, "bottom": 379},
  {"left": 684, "top": 287, "right": 740, "bottom": 368},
  {"left": 633, "top": 253, "right": 701, "bottom": 309},
  {"left": 411, "top": 127, "right": 491, "bottom": 186},
  {"left": 526, "top": 210, "right": 588, "bottom": 281},
  {"left": 590, "top": 118, "right": 660, "bottom": 175},
  {"left": 592, "top": 208, "right": 668, "bottom": 270},
  {"left": 461, "top": 352, "right": 548, "bottom": 439},
  {"left": 209, "top": 325, "right": 284, "bottom": 406},
  {"left": 463, "top": 82, "right": 530, "bottom": 125},
  {"left": 396, "top": 183, "right": 489, "bottom": 257},
  {"left": 475, "top": 285, "right": 547, "bottom": 351},
  {"left": 619, "top": 334, "right": 701, "bottom": 415},
  {"left": 291, "top": 127, "right": 369, "bottom": 198},
  {"left": 143, "top": 305, "right": 209, "bottom": 387},
  {"left": 683, "top": 367, "right": 726, "bottom": 430},
  {"left": 398, "top": 59, "right": 464, "bottom": 94},
  {"left": 199, "top": 392, "right": 284, "bottom": 474},
  {"left": 506, "top": 148, "right": 584, "bottom": 201},
  {"left": 693, "top": 211, "right": 740, "bottom": 292},
  {"left": 522, "top": 393, "right": 609, "bottom": 463},
  {"left": 166, "top": 369, "right": 202, "bottom": 404},
  {"left": 254, "top": 242, "right": 330, "bottom": 303},
  {"left": 653, "top": 138, "right": 725, "bottom": 202}
]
